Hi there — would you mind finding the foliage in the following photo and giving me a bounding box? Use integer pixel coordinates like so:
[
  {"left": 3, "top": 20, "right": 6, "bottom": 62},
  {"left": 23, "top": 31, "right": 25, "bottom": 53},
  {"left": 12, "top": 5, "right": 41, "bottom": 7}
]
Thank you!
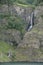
[
  {"left": 0, "top": 0, "right": 43, "bottom": 5},
  {"left": 0, "top": 41, "right": 16, "bottom": 61},
  {"left": 15, "top": 0, "right": 43, "bottom": 5},
  {"left": 6, "top": 15, "right": 26, "bottom": 37}
]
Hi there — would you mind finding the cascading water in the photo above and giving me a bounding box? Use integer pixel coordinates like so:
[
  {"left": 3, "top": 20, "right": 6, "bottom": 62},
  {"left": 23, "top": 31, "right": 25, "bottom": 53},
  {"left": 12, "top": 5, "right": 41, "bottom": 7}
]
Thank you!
[
  {"left": 27, "top": 11, "right": 34, "bottom": 31},
  {"left": 7, "top": 50, "right": 12, "bottom": 58}
]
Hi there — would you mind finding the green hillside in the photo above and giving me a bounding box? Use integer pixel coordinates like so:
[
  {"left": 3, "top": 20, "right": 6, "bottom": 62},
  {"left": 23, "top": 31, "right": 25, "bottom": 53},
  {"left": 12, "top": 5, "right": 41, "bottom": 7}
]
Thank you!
[
  {"left": 0, "top": 0, "right": 43, "bottom": 5},
  {"left": 0, "top": 0, "right": 43, "bottom": 62}
]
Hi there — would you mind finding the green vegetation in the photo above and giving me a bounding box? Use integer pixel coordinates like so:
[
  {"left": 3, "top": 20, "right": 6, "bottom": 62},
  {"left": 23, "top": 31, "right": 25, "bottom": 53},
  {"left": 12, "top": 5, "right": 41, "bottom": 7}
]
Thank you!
[
  {"left": 0, "top": 0, "right": 43, "bottom": 62},
  {"left": 0, "top": 41, "right": 40, "bottom": 61},
  {"left": 14, "top": 0, "right": 43, "bottom": 5},
  {"left": 0, "top": 41, "right": 16, "bottom": 62},
  {"left": 0, "top": 0, "right": 43, "bottom": 5},
  {"left": 0, "top": 13, "right": 26, "bottom": 39}
]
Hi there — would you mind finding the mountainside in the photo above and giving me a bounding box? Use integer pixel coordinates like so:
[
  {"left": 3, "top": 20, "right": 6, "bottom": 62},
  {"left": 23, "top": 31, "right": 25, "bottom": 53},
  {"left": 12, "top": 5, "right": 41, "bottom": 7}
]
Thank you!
[{"left": 0, "top": 0, "right": 43, "bottom": 62}]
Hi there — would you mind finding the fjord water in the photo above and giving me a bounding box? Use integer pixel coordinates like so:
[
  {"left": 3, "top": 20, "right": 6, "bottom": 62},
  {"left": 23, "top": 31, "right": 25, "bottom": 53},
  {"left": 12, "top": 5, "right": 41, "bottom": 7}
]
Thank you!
[{"left": 0, "top": 62, "right": 43, "bottom": 65}]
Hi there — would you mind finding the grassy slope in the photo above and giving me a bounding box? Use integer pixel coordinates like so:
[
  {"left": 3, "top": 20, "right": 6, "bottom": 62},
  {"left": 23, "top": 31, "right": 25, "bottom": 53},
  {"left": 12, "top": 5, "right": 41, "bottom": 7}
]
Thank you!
[
  {"left": 0, "top": 41, "right": 16, "bottom": 62},
  {"left": 0, "top": 41, "right": 43, "bottom": 62}
]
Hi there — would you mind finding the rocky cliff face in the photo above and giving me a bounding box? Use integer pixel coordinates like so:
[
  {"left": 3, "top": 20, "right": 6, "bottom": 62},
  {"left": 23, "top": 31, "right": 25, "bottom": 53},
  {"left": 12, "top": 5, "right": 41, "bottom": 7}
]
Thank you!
[
  {"left": 18, "top": 6, "right": 43, "bottom": 62},
  {"left": 0, "top": 4, "right": 43, "bottom": 62},
  {"left": 0, "top": 4, "right": 33, "bottom": 44},
  {"left": 19, "top": 6, "right": 43, "bottom": 48},
  {"left": 0, "top": 4, "right": 33, "bottom": 24}
]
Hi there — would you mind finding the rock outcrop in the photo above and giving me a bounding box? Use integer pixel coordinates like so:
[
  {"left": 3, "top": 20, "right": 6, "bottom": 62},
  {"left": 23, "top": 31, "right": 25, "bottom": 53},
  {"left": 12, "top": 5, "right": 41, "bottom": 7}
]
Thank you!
[
  {"left": 0, "top": 4, "right": 43, "bottom": 62},
  {"left": 18, "top": 6, "right": 43, "bottom": 48},
  {"left": 0, "top": 29, "right": 21, "bottom": 45}
]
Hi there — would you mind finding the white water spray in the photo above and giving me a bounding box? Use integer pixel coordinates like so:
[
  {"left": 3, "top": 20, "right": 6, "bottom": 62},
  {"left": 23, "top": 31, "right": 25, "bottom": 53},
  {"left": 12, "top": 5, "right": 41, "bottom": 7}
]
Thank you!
[{"left": 28, "top": 12, "right": 34, "bottom": 31}]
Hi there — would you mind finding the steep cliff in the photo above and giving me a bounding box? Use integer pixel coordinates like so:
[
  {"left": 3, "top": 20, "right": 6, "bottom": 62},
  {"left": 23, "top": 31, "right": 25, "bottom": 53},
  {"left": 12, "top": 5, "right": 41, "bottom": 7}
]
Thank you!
[{"left": 0, "top": 2, "right": 43, "bottom": 62}]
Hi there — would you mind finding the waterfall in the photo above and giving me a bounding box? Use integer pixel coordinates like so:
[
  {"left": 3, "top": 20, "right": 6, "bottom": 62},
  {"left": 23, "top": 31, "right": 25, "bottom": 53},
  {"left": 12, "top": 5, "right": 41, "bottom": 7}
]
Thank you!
[
  {"left": 8, "top": 50, "right": 12, "bottom": 58},
  {"left": 8, "top": 53, "right": 11, "bottom": 57},
  {"left": 28, "top": 11, "right": 34, "bottom": 31}
]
